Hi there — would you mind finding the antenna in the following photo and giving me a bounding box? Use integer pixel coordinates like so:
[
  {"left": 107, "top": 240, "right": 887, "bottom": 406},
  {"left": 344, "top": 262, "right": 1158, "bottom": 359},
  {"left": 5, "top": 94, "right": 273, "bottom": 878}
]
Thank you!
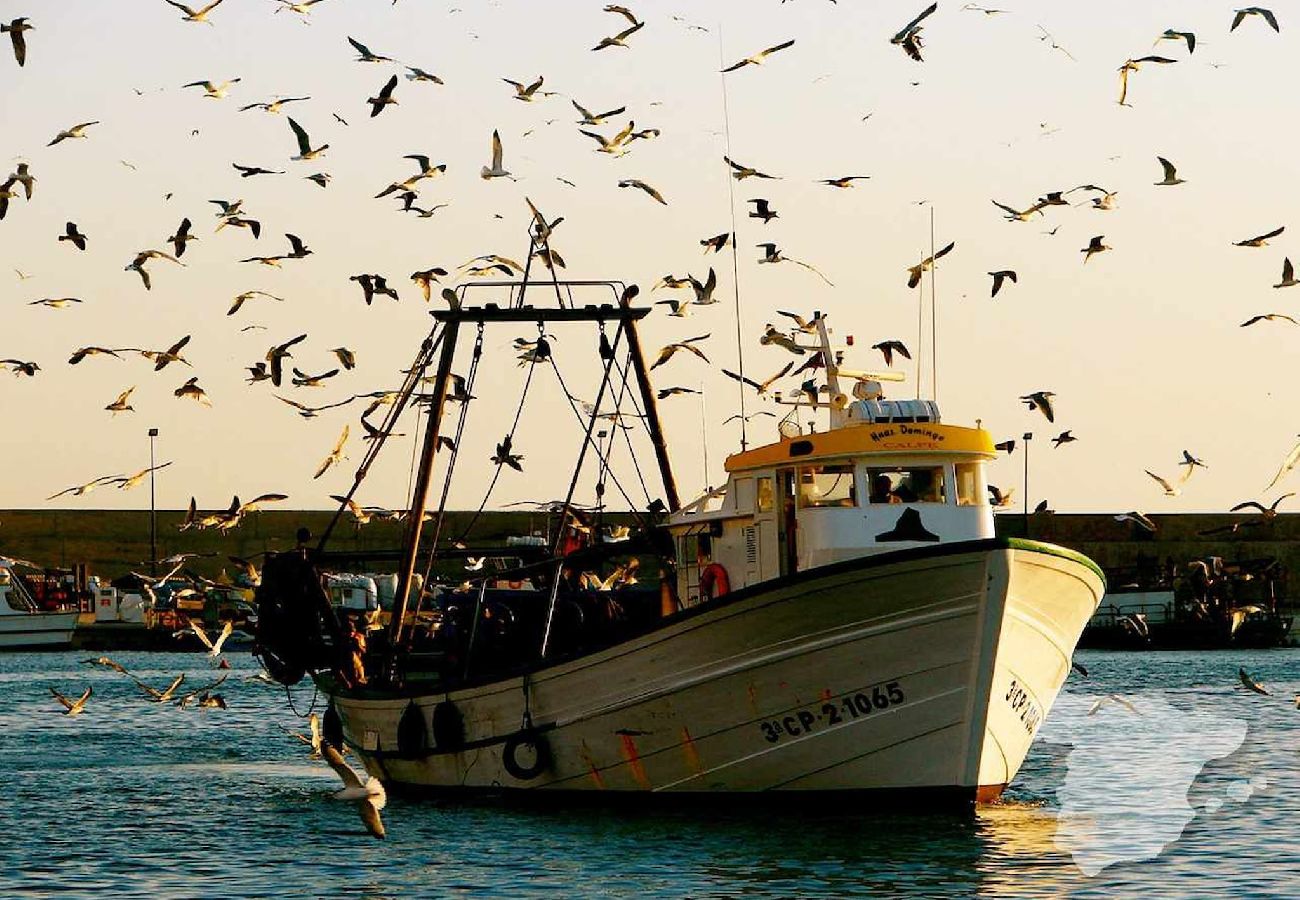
[
  {"left": 718, "top": 25, "right": 749, "bottom": 450},
  {"left": 929, "top": 206, "right": 938, "bottom": 402},
  {"left": 915, "top": 243, "right": 924, "bottom": 401},
  {"left": 700, "top": 377, "right": 710, "bottom": 490}
]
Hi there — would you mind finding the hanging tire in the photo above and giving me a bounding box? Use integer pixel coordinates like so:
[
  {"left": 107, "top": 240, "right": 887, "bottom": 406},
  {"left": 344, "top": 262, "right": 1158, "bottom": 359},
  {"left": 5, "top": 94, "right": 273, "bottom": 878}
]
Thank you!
[
  {"left": 432, "top": 700, "right": 465, "bottom": 751},
  {"left": 501, "top": 728, "right": 550, "bottom": 780}
]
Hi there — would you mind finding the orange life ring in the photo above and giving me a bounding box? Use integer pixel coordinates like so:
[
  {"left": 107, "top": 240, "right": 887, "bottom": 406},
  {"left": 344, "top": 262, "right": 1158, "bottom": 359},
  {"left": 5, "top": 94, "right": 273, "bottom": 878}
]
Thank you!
[{"left": 699, "top": 562, "right": 731, "bottom": 601}]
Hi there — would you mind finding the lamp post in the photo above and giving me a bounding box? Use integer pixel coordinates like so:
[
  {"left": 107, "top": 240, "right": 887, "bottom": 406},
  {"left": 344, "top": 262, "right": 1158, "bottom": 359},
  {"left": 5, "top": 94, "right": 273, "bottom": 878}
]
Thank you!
[
  {"left": 148, "top": 428, "right": 159, "bottom": 577},
  {"left": 1022, "top": 431, "right": 1033, "bottom": 537}
]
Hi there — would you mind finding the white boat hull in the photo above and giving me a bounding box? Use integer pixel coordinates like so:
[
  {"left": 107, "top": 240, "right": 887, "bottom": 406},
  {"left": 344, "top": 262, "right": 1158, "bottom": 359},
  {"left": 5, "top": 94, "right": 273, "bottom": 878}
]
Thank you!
[
  {"left": 326, "top": 539, "right": 1103, "bottom": 803},
  {"left": 0, "top": 610, "right": 79, "bottom": 649}
]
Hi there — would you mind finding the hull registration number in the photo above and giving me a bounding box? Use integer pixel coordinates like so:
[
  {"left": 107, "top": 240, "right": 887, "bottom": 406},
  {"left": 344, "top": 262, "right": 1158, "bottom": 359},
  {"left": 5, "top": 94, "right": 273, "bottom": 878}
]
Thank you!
[{"left": 759, "top": 681, "right": 905, "bottom": 744}]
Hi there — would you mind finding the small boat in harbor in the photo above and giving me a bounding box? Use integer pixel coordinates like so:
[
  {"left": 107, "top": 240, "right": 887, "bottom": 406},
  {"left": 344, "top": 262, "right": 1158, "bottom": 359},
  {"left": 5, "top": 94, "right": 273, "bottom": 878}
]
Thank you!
[
  {"left": 0, "top": 557, "right": 79, "bottom": 649},
  {"left": 255, "top": 233, "right": 1104, "bottom": 806}
]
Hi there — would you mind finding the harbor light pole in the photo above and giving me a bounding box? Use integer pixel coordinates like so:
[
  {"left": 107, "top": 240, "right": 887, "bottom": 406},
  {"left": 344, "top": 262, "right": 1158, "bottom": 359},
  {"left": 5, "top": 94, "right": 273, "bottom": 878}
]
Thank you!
[
  {"left": 148, "top": 428, "right": 159, "bottom": 577},
  {"left": 1022, "top": 432, "right": 1032, "bottom": 537}
]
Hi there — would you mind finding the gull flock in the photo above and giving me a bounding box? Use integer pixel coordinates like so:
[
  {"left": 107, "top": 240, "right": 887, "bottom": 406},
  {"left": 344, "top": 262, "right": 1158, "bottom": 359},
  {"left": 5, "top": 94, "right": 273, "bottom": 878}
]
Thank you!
[{"left": 1, "top": 2, "right": 1298, "bottom": 528}]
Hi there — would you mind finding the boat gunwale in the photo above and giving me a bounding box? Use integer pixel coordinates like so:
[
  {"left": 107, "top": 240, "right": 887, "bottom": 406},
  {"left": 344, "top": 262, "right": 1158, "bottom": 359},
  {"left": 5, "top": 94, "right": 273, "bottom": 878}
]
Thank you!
[{"left": 322, "top": 536, "right": 1105, "bottom": 702}]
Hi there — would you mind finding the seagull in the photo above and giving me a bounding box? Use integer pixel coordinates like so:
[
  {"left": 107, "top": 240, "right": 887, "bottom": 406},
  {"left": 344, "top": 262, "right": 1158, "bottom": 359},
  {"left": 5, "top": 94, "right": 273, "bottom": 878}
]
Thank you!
[
  {"left": 748, "top": 198, "right": 778, "bottom": 224},
  {"left": 700, "top": 233, "right": 732, "bottom": 253},
  {"left": 1273, "top": 258, "right": 1299, "bottom": 288},
  {"left": 722, "top": 38, "right": 796, "bottom": 72},
  {"left": 348, "top": 36, "right": 392, "bottom": 63},
  {"left": 1156, "top": 29, "right": 1196, "bottom": 54},
  {"left": 105, "top": 388, "right": 136, "bottom": 414},
  {"left": 287, "top": 118, "right": 328, "bottom": 160},
  {"left": 82, "top": 656, "right": 131, "bottom": 675},
  {"left": 1234, "top": 226, "right": 1284, "bottom": 248},
  {"left": 1052, "top": 430, "right": 1078, "bottom": 448},
  {"left": 125, "top": 249, "right": 185, "bottom": 290},
  {"left": 162, "top": 0, "right": 228, "bottom": 24},
  {"left": 240, "top": 95, "right": 310, "bottom": 113},
  {"left": 572, "top": 100, "right": 627, "bottom": 124},
  {"left": 657, "top": 387, "right": 700, "bottom": 400},
  {"left": 279, "top": 714, "right": 324, "bottom": 758},
  {"left": 1179, "top": 450, "right": 1208, "bottom": 482},
  {"left": 1081, "top": 235, "right": 1110, "bottom": 263},
  {"left": 314, "top": 425, "right": 349, "bottom": 479},
  {"left": 1230, "top": 494, "right": 1294, "bottom": 520},
  {"left": 503, "top": 76, "right": 550, "bottom": 102},
  {"left": 183, "top": 78, "right": 241, "bottom": 99},
  {"left": 1241, "top": 313, "right": 1298, "bottom": 327},
  {"left": 56, "top": 220, "right": 91, "bottom": 251},
  {"left": 2, "top": 17, "right": 32, "bottom": 67},
  {"left": 820, "top": 176, "right": 870, "bottom": 188},
  {"left": 321, "top": 741, "right": 386, "bottom": 839},
  {"left": 410, "top": 268, "right": 449, "bottom": 301},
  {"left": 110, "top": 461, "right": 173, "bottom": 491},
  {"left": 291, "top": 367, "right": 339, "bottom": 387},
  {"left": 650, "top": 335, "right": 710, "bottom": 370},
  {"left": 890, "top": 2, "right": 938, "bottom": 62},
  {"left": 142, "top": 334, "right": 192, "bottom": 371},
  {"left": 306, "top": 173, "right": 331, "bottom": 188},
  {"left": 1238, "top": 667, "right": 1269, "bottom": 695},
  {"left": 481, "top": 130, "right": 512, "bottom": 180},
  {"left": 48, "top": 121, "right": 99, "bottom": 147},
  {"left": 332, "top": 347, "right": 356, "bottom": 370},
  {"left": 28, "top": 297, "right": 83, "bottom": 310},
  {"left": 987, "top": 485, "right": 1015, "bottom": 508},
  {"left": 1265, "top": 436, "right": 1300, "bottom": 490},
  {"left": 618, "top": 179, "right": 668, "bottom": 205},
  {"left": 0, "top": 359, "right": 40, "bottom": 376},
  {"left": 1145, "top": 469, "right": 1181, "bottom": 497},
  {"left": 989, "top": 270, "right": 1017, "bottom": 297},
  {"left": 227, "top": 290, "right": 284, "bottom": 316},
  {"left": 593, "top": 21, "right": 644, "bottom": 51},
  {"left": 992, "top": 199, "right": 1044, "bottom": 222},
  {"left": 492, "top": 435, "right": 525, "bottom": 471},
  {"left": 1231, "top": 7, "right": 1279, "bottom": 32},
  {"left": 134, "top": 673, "right": 186, "bottom": 702},
  {"left": 689, "top": 268, "right": 718, "bottom": 305},
  {"left": 906, "top": 241, "right": 955, "bottom": 288},
  {"left": 604, "top": 4, "right": 640, "bottom": 26},
  {"left": 188, "top": 619, "right": 234, "bottom": 657},
  {"left": 47, "top": 475, "right": 122, "bottom": 500},
  {"left": 776, "top": 310, "right": 824, "bottom": 333},
  {"left": 724, "top": 156, "right": 777, "bottom": 180},
  {"left": 232, "top": 164, "right": 285, "bottom": 178},
  {"left": 759, "top": 325, "right": 806, "bottom": 355},
  {"left": 1020, "top": 391, "right": 1056, "bottom": 422},
  {"left": 1154, "top": 156, "right": 1185, "bottom": 185},
  {"left": 167, "top": 218, "right": 196, "bottom": 257},
  {"left": 757, "top": 243, "right": 834, "bottom": 285},
  {"left": 49, "top": 686, "right": 93, "bottom": 716},
  {"left": 1115, "top": 511, "right": 1157, "bottom": 532},
  {"left": 871, "top": 340, "right": 911, "bottom": 366},
  {"left": 174, "top": 376, "right": 211, "bottom": 406},
  {"left": 405, "top": 66, "right": 444, "bottom": 84},
  {"left": 1087, "top": 694, "right": 1141, "bottom": 716},
  {"left": 1117, "top": 57, "right": 1177, "bottom": 106},
  {"left": 266, "top": 333, "right": 308, "bottom": 386},
  {"left": 367, "top": 75, "right": 399, "bottom": 117}
]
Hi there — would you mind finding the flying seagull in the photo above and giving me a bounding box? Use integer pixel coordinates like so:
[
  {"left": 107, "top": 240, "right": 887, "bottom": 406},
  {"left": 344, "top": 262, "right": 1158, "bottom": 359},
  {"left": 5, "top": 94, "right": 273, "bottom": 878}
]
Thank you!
[
  {"left": 1273, "top": 258, "right": 1299, "bottom": 288},
  {"left": 2, "top": 17, "right": 32, "bottom": 66},
  {"left": 722, "top": 38, "right": 796, "bottom": 72},
  {"left": 989, "top": 270, "right": 1017, "bottom": 297},
  {"left": 481, "top": 130, "right": 512, "bottom": 180},
  {"left": 1081, "top": 235, "right": 1110, "bottom": 263},
  {"left": 618, "top": 179, "right": 668, "bottom": 205},
  {"left": 1230, "top": 494, "right": 1294, "bottom": 520},
  {"left": 367, "top": 75, "right": 399, "bottom": 117},
  {"left": 906, "top": 241, "right": 954, "bottom": 288},
  {"left": 288, "top": 118, "right": 328, "bottom": 160},
  {"left": 891, "top": 2, "right": 938, "bottom": 61},
  {"left": 1154, "top": 156, "right": 1185, "bottom": 185},
  {"left": 1020, "top": 391, "right": 1055, "bottom": 422},
  {"left": 49, "top": 686, "right": 93, "bottom": 716},
  {"left": 1233, "top": 226, "right": 1283, "bottom": 247},
  {"left": 162, "top": 0, "right": 228, "bottom": 24},
  {"left": 1231, "top": 7, "right": 1279, "bottom": 32},
  {"left": 321, "top": 741, "right": 386, "bottom": 839},
  {"left": 1240, "top": 313, "right": 1298, "bottom": 327},
  {"left": 348, "top": 36, "right": 392, "bottom": 63},
  {"left": 1145, "top": 470, "right": 1181, "bottom": 497},
  {"left": 59, "top": 222, "right": 88, "bottom": 251},
  {"left": 593, "top": 21, "right": 644, "bottom": 51},
  {"left": 48, "top": 122, "right": 99, "bottom": 147}
]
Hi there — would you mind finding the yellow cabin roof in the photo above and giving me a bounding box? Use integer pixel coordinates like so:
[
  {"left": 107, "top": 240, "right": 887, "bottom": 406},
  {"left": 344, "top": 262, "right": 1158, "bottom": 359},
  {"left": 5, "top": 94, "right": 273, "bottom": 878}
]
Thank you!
[{"left": 724, "top": 422, "right": 996, "bottom": 472}]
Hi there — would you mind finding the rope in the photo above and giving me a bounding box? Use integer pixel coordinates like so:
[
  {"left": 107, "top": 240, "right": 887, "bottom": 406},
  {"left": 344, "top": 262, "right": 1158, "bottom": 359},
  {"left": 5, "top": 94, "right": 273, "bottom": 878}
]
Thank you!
[{"left": 454, "top": 321, "right": 545, "bottom": 544}]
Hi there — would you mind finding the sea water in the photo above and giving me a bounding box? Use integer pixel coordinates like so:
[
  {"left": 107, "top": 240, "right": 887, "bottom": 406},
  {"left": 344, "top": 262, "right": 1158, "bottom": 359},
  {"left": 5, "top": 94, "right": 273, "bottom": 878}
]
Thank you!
[{"left": 2, "top": 649, "right": 1297, "bottom": 899}]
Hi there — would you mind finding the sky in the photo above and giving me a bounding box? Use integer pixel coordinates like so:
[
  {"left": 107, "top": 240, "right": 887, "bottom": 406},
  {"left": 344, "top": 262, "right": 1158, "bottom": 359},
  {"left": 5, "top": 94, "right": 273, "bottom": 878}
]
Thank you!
[{"left": 1, "top": 0, "right": 1298, "bottom": 519}]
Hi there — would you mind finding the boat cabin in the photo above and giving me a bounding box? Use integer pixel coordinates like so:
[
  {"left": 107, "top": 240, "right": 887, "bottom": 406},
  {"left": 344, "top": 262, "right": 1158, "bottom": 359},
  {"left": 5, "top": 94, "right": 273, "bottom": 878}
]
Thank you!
[{"left": 667, "top": 399, "right": 997, "bottom": 607}]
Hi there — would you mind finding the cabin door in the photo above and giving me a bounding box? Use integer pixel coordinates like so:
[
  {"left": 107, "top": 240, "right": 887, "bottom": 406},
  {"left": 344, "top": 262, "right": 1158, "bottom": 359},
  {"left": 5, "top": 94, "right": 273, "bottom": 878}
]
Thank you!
[
  {"left": 751, "top": 474, "right": 778, "bottom": 583},
  {"left": 776, "top": 468, "right": 799, "bottom": 576}
]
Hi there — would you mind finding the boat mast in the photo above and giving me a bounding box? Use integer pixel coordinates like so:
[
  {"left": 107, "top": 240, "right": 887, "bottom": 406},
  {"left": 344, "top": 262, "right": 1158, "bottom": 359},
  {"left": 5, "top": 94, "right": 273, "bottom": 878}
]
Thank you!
[
  {"left": 622, "top": 293, "right": 681, "bottom": 512},
  {"left": 385, "top": 319, "right": 461, "bottom": 679}
]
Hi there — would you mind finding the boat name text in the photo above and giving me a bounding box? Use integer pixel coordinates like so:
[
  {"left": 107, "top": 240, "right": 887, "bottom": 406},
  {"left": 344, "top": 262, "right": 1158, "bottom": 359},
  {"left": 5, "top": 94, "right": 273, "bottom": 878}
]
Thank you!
[
  {"left": 758, "top": 681, "right": 906, "bottom": 744},
  {"left": 868, "top": 425, "right": 946, "bottom": 445}
]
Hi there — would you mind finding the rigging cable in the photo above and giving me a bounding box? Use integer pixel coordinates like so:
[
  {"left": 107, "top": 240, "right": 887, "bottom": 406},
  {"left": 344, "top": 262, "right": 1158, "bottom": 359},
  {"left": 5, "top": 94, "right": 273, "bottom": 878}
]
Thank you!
[{"left": 717, "top": 24, "right": 749, "bottom": 451}]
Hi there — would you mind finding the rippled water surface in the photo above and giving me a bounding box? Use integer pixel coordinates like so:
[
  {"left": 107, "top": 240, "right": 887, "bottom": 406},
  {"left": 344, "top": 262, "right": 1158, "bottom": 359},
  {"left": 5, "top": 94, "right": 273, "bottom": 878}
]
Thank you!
[{"left": 3, "top": 649, "right": 1298, "bottom": 898}]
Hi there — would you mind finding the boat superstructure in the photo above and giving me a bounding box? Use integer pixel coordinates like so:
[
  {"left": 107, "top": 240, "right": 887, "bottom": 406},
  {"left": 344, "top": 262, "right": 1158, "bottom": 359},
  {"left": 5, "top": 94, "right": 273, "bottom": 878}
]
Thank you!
[{"left": 255, "top": 228, "right": 1104, "bottom": 806}]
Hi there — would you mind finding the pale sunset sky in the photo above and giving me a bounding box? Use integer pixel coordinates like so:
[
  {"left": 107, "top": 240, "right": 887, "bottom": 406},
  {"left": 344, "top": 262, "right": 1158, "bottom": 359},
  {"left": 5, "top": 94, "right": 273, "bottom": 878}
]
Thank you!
[{"left": 1, "top": 0, "right": 1297, "bottom": 516}]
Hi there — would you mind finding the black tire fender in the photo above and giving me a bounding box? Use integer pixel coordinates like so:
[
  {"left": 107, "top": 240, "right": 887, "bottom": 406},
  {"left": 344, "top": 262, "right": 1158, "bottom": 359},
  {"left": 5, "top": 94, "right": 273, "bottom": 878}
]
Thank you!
[{"left": 501, "top": 727, "right": 550, "bottom": 780}]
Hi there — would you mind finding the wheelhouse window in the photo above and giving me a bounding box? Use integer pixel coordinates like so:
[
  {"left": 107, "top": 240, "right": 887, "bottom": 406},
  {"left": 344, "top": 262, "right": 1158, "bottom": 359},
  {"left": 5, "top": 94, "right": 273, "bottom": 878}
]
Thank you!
[
  {"left": 756, "top": 477, "right": 774, "bottom": 513},
  {"left": 867, "top": 467, "right": 946, "bottom": 504},
  {"left": 956, "top": 463, "right": 983, "bottom": 506},
  {"left": 797, "top": 464, "right": 858, "bottom": 508}
]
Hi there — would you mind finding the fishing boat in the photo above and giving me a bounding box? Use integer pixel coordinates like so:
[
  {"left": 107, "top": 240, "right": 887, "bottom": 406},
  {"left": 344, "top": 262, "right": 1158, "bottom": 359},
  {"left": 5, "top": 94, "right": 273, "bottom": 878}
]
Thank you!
[
  {"left": 255, "top": 230, "right": 1104, "bottom": 806},
  {"left": 0, "top": 557, "right": 80, "bottom": 649}
]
